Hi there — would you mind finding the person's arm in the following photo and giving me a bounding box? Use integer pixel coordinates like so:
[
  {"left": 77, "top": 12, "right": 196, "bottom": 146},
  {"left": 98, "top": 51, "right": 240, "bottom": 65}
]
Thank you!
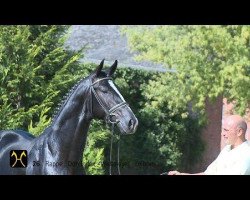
[{"left": 168, "top": 170, "right": 205, "bottom": 175}]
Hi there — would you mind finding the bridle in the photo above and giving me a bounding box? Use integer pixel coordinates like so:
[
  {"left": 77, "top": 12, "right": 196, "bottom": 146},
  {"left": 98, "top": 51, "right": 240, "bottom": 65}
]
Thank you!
[
  {"left": 90, "top": 77, "right": 128, "bottom": 175},
  {"left": 91, "top": 77, "right": 127, "bottom": 124}
]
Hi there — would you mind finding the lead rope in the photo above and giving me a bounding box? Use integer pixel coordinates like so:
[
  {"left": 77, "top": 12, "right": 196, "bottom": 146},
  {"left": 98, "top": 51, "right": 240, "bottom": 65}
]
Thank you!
[
  {"left": 117, "top": 132, "right": 120, "bottom": 175},
  {"left": 109, "top": 123, "right": 114, "bottom": 175},
  {"left": 109, "top": 122, "right": 121, "bottom": 175}
]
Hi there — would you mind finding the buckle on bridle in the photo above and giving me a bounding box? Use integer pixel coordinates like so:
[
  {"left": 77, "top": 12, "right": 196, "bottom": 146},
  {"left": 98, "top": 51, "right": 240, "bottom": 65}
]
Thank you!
[{"left": 107, "top": 113, "right": 120, "bottom": 124}]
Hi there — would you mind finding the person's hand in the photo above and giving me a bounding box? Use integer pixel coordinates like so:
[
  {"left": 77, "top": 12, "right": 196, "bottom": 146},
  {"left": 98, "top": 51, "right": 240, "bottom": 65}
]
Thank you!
[{"left": 168, "top": 170, "right": 182, "bottom": 175}]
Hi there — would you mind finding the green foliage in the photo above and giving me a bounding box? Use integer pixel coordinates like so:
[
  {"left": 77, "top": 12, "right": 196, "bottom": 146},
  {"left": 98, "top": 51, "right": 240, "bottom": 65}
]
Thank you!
[
  {"left": 117, "top": 75, "right": 203, "bottom": 174},
  {"left": 0, "top": 25, "right": 83, "bottom": 132},
  {"left": 28, "top": 107, "right": 51, "bottom": 136},
  {"left": 122, "top": 25, "right": 250, "bottom": 118},
  {"left": 83, "top": 120, "right": 110, "bottom": 175}
]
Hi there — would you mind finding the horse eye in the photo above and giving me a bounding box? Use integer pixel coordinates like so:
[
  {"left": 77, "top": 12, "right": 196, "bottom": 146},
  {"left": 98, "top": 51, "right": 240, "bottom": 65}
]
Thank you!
[{"left": 99, "top": 86, "right": 108, "bottom": 93}]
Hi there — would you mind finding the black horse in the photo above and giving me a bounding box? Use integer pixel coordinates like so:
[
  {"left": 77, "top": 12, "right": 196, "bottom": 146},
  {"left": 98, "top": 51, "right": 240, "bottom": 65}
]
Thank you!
[{"left": 0, "top": 60, "right": 138, "bottom": 175}]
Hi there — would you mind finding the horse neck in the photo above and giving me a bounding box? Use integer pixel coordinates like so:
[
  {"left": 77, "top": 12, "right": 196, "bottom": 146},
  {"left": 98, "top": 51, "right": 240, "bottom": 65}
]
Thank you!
[{"left": 47, "top": 78, "right": 93, "bottom": 162}]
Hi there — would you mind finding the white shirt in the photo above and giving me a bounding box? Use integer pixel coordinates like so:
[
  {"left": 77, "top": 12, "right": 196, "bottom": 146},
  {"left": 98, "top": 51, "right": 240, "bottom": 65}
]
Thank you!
[{"left": 204, "top": 141, "right": 250, "bottom": 175}]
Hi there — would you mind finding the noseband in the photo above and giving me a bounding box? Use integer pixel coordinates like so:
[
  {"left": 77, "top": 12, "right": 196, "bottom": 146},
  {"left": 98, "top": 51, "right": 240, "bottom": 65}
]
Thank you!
[{"left": 90, "top": 77, "right": 127, "bottom": 175}]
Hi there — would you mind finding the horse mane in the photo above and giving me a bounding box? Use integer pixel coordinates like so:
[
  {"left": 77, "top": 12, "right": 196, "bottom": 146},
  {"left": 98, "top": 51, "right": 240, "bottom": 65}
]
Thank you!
[
  {"left": 51, "top": 77, "right": 86, "bottom": 124},
  {"left": 50, "top": 70, "right": 107, "bottom": 125}
]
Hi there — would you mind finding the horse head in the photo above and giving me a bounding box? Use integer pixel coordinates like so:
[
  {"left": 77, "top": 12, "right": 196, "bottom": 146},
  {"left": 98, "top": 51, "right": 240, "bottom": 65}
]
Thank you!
[{"left": 90, "top": 59, "right": 138, "bottom": 134}]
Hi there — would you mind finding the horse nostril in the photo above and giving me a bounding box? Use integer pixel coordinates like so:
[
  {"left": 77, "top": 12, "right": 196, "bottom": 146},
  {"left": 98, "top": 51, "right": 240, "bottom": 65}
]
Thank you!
[{"left": 128, "top": 119, "right": 134, "bottom": 130}]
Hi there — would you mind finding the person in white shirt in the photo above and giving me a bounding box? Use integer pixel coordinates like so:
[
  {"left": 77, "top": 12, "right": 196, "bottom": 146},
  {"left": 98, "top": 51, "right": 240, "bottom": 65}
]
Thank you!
[{"left": 168, "top": 114, "right": 250, "bottom": 175}]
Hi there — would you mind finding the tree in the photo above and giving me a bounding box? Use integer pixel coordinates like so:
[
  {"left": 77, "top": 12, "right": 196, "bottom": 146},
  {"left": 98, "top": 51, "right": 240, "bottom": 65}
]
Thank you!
[
  {"left": 0, "top": 25, "right": 83, "bottom": 132},
  {"left": 122, "top": 25, "right": 250, "bottom": 119}
]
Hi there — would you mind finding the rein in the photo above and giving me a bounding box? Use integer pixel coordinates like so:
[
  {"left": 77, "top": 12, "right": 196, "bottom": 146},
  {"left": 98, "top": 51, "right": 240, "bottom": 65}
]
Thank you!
[{"left": 91, "top": 77, "right": 127, "bottom": 175}]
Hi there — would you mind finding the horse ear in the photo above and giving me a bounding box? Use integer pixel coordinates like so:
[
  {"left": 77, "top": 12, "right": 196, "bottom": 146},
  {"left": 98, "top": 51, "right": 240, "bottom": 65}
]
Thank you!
[
  {"left": 107, "top": 60, "right": 118, "bottom": 77},
  {"left": 95, "top": 59, "right": 104, "bottom": 76}
]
